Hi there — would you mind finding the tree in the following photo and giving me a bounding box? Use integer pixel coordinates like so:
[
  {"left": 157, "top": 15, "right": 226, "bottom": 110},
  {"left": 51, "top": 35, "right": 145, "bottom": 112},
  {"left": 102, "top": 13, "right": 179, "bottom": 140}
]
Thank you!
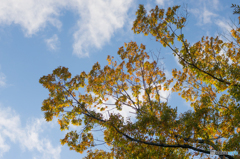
[
  {"left": 39, "top": 4, "right": 240, "bottom": 159},
  {"left": 232, "top": 3, "right": 240, "bottom": 15}
]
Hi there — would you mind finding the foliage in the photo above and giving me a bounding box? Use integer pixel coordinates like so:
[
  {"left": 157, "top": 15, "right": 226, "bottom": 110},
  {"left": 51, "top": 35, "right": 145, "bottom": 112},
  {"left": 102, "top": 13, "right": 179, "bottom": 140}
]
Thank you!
[
  {"left": 39, "top": 4, "right": 240, "bottom": 159},
  {"left": 232, "top": 3, "right": 240, "bottom": 15}
]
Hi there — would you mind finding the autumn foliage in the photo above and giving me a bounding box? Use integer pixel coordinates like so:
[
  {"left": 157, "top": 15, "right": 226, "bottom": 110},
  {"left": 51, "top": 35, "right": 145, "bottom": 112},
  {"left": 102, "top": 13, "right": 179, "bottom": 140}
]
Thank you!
[{"left": 39, "top": 4, "right": 240, "bottom": 159}]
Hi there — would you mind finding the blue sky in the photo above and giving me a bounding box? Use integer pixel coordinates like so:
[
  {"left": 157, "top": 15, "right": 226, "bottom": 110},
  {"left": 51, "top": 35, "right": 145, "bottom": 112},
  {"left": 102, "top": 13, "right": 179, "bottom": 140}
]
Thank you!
[{"left": 0, "top": 0, "right": 238, "bottom": 158}]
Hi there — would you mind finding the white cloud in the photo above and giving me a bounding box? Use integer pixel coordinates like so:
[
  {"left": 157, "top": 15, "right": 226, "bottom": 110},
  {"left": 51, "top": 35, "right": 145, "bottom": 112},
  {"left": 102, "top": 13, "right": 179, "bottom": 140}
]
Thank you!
[
  {"left": 0, "top": 0, "right": 66, "bottom": 36},
  {"left": 0, "top": 65, "right": 6, "bottom": 88},
  {"left": 0, "top": 105, "right": 61, "bottom": 159},
  {"left": 189, "top": 0, "right": 221, "bottom": 26},
  {"left": 0, "top": 0, "right": 134, "bottom": 57},
  {"left": 190, "top": 6, "right": 218, "bottom": 25},
  {"left": 45, "top": 34, "right": 59, "bottom": 51},
  {"left": 202, "top": 7, "right": 218, "bottom": 24},
  {"left": 72, "top": 0, "right": 133, "bottom": 57},
  {"left": 155, "top": 0, "right": 173, "bottom": 7},
  {"left": 156, "top": 0, "right": 164, "bottom": 6},
  {"left": 0, "top": 72, "right": 6, "bottom": 87},
  {"left": 212, "top": 0, "right": 219, "bottom": 9},
  {"left": 0, "top": 135, "right": 10, "bottom": 157},
  {"left": 215, "top": 19, "right": 232, "bottom": 33}
]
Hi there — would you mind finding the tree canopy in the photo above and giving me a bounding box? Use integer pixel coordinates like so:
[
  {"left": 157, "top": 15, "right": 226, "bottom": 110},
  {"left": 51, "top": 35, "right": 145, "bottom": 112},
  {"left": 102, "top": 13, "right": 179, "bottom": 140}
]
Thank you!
[{"left": 39, "top": 4, "right": 240, "bottom": 159}]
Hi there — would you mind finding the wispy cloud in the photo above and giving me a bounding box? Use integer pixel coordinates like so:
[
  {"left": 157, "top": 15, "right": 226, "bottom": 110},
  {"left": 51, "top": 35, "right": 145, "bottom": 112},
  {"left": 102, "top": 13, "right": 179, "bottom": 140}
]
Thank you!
[
  {"left": 155, "top": 0, "right": 173, "bottom": 7},
  {"left": 0, "top": 0, "right": 66, "bottom": 36},
  {"left": 0, "top": 0, "right": 134, "bottom": 57},
  {"left": 188, "top": 0, "right": 221, "bottom": 26},
  {"left": 211, "top": 0, "right": 220, "bottom": 10},
  {"left": 72, "top": 0, "right": 134, "bottom": 57},
  {"left": 0, "top": 65, "right": 6, "bottom": 88},
  {"left": 45, "top": 34, "right": 59, "bottom": 51},
  {"left": 190, "top": 6, "right": 218, "bottom": 25},
  {"left": 156, "top": 0, "right": 165, "bottom": 6},
  {"left": 202, "top": 7, "right": 218, "bottom": 24},
  {"left": 215, "top": 18, "right": 232, "bottom": 33},
  {"left": 0, "top": 72, "right": 6, "bottom": 88},
  {"left": 0, "top": 135, "right": 10, "bottom": 157},
  {"left": 0, "top": 105, "right": 61, "bottom": 159}
]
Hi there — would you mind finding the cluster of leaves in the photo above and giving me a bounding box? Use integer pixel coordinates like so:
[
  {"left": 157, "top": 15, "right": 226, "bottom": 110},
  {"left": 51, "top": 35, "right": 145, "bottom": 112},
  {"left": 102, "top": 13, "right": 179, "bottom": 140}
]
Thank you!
[
  {"left": 232, "top": 3, "right": 240, "bottom": 15},
  {"left": 39, "top": 4, "right": 240, "bottom": 159},
  {"left": 39, "top": 41, "right": 189, "bottom": 158},
  {"left": 134, "top": 3, "right": 240, "bottom": 157},
  {"left": 133, "top": 4, "right": 240, "bottom": 158}
]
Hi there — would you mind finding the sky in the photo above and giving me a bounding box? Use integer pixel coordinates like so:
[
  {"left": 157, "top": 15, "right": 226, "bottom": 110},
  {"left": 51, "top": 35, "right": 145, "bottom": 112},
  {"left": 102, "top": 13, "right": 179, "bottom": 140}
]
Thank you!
[{"left": 0, "top": 0, "right": 238, "bottom": 158}]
